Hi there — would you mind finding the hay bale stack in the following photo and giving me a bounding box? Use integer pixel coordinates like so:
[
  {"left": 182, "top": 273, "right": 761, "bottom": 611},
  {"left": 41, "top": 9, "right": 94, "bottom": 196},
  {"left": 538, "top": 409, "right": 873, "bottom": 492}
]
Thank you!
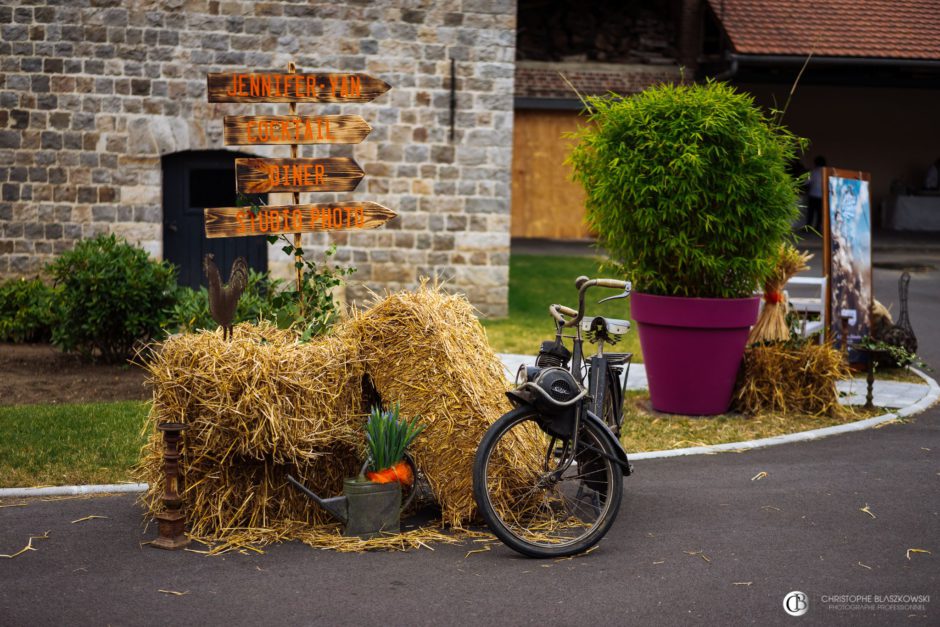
[
  {"left": 735, "top": 343, "right": 850, "bottom": 417},
  {"left": 352, "top": 286, "right": 512, "bottom": 526},
  {"left": 137, "top": 321, "right": 365, "bottom": 540},
  {"left": 146, "top": 322, "right": 364, "bottom": 462},
  {"left": 138, "top": 287, "right": 519, "bottom": 544}
]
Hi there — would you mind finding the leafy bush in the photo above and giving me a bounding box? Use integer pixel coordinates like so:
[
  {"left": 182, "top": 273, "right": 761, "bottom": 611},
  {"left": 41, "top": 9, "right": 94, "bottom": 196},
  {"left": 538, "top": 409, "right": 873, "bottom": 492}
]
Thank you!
[
  {"left": 168, "top": 269, "right": 286, "bottom": 334},
  {"left": 47, "top": 234, "right": 177, "bottom": 362},
  {"left": 0, "top": 277, "right": 56, "bottom": 343},
  {"left": 568, "top": 80, "right": 803, "bottom": 299}
]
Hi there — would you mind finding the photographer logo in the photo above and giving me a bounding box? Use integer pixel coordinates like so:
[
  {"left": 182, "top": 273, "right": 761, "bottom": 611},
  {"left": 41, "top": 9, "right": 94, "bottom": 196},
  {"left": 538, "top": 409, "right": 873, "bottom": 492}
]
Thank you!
[{"left": 784, "top": 591, "right": 809, "bottom": 616}]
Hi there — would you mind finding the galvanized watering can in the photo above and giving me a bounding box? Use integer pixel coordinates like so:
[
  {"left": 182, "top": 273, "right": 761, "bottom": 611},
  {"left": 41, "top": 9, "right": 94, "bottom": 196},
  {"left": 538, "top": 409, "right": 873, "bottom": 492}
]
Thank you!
[{"left": 286, "top": 457, "right": 417, "bottom": 539}]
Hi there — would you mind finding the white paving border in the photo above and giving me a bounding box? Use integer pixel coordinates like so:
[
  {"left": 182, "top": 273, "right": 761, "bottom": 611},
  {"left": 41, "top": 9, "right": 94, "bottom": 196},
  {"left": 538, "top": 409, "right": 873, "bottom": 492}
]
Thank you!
[
  {"left": 0, "top": 482, "right": 147, "bottom": 499},
  {"left": 2, "top": 369, "right": 938, "bottom": 498}
]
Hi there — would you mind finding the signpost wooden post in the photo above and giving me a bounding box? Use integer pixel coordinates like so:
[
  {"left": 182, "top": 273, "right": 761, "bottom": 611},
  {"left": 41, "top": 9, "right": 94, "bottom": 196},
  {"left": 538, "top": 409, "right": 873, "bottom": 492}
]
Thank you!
[{"left": 204, "top": 63, "right": 395, "bottom": 297}]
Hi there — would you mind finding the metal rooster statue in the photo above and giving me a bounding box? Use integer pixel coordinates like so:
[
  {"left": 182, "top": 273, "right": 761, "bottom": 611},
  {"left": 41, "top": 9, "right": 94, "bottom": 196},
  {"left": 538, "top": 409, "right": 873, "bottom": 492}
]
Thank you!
[{"left": 203, "top": 254, "right": 248, "bottom": 340}]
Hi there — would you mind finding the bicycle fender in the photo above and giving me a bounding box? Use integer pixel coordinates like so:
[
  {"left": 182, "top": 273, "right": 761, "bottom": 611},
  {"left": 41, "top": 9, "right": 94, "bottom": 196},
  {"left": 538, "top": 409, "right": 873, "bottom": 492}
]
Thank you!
[
  {"left": 505, "top": 391, "right": 632, "bottom": 476},
  {"left": 506, "top": 388, "right": 537, "bottom": 407},
  {"left": 584, "top": 410, "right": 633, "bottom": 476}
]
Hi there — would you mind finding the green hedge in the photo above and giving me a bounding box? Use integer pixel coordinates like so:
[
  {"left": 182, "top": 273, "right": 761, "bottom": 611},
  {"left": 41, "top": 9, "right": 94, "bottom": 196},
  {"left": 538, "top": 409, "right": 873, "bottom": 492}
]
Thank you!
[
  {"left": 0, "top": 277, "right": 56, "bottom": 343},
  {"left": 47, "top": 234, "right": 177, "bottom": 362}
]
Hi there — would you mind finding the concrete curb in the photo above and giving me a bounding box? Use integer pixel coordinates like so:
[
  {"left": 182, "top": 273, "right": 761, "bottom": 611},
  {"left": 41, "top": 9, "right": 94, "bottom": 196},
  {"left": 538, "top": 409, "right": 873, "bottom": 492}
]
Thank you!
[
  {"left": 0, "top": 482, "right": 147, "bottom": 499},
  {"left": 2, "top": 370, "right": 937, "bottom": 498}
]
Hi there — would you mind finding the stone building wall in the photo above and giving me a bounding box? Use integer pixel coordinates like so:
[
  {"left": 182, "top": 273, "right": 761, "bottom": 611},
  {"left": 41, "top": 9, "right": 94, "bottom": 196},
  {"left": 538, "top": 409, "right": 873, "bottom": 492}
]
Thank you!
[{"left": 0, "top": 0, "right": 516, "bottom": 316}]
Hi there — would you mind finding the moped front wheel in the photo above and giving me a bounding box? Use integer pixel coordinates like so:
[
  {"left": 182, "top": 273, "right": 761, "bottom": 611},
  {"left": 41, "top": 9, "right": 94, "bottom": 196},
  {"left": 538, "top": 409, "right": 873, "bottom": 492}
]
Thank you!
[{"left": 472, "top": 406, "right": 622, "bottom": 558}]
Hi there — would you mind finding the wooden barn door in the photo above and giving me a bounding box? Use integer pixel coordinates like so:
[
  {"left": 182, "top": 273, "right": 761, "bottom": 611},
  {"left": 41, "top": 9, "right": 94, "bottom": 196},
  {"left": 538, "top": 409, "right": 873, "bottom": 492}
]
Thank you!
[
  {"left": 162, "top": 151, "right": 267, "bottom": 289},
  {"left": 511, "top": 109, "right": 591, "bottom": 240}
]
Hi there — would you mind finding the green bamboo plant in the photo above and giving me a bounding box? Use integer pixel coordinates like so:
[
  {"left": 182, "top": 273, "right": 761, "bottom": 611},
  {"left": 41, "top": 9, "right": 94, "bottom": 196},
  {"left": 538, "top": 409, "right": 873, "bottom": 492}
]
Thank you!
[{"left": 567, "top": 80, "right": 804, "bottom": 299}]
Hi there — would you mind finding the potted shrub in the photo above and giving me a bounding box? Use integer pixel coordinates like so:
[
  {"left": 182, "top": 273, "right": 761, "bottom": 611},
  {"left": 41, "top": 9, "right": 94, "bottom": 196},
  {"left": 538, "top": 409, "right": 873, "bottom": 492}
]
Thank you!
[{"left": 569, "top": 80, "right": 802, "bottom": 415}]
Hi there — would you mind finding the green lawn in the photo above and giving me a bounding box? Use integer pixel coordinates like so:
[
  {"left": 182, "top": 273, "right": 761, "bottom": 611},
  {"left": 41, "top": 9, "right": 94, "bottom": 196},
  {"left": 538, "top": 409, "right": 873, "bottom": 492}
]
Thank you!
[
  {"left": 0, "top": 401, "right": 149, "bottom": 488},
  {"left": 480, "top": 254, "right": 641, "bottom": 358}
]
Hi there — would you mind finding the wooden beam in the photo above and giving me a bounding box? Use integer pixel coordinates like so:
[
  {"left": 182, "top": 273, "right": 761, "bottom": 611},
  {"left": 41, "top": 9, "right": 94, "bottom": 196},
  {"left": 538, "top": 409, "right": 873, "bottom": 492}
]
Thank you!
[
  {"left": 223, "top": 115, "right": 372, "bottom": 145},
  {"left": 204, "top": 202, "right": 398, "bottom": 238},
  {"left": 207, "top": 72, "right": 390, "bottom": 103},
  {"left": 234, "top": 157, "right": 364, "bottom": 193}
]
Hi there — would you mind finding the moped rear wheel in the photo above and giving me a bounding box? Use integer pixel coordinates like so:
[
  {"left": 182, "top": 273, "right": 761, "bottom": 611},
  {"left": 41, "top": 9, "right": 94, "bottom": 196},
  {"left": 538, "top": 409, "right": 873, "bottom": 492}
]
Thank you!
[{"left": 472, "top": 406, "right": 622, "bottom": 558}]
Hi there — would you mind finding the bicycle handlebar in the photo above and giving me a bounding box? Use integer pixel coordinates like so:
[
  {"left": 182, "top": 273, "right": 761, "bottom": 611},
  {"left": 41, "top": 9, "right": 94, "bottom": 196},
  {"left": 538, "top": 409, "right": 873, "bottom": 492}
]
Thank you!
[
  {"left": 549, "top": 277, "right": 631, "bottom": 327},
  {"left": 549, "top": 304, "right": 578, "bottom": 326},
  {"left": 594, "top": 278, "right": 629, "bottom": 290}
]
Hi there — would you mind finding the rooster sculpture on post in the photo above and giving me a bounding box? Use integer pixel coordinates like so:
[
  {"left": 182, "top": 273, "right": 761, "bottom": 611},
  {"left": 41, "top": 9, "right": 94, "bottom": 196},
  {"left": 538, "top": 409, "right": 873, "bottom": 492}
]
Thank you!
[{"left": 203, "top": 254, "right": 248, "bottom": 340}]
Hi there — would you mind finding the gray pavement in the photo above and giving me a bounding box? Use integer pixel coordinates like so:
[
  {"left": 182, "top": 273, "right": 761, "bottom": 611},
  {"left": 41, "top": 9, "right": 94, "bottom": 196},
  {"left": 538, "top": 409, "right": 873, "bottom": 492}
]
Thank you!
[
  {"left": 2, "top": 232, "right": 939, "bottom": 626},
  {"left": 1, "top": 413, "right": 937, "bottom": 626}
]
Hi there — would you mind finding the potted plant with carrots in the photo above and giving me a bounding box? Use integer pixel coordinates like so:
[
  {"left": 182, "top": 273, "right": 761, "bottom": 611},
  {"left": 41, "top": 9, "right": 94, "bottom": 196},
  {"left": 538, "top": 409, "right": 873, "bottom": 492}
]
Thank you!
[
  {"left": 285, "top": 403, "right": 424, "bottom": 539},
  {"left": 364, "top": 403, "right": 424, "bottom": 488},
  {"left": 569, "top": 80, "right": 803, "bottom": 415}
]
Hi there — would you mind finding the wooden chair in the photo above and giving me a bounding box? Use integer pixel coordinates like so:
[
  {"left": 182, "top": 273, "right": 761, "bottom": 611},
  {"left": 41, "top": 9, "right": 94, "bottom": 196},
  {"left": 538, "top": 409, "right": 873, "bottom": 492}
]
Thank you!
[{"left": 785, "top": 276, "right": 826, "bottom": 342}]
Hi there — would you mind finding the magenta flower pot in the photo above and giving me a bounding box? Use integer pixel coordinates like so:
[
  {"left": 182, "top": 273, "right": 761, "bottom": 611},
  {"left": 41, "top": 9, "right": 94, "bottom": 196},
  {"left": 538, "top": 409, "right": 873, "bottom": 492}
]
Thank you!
[{"left": 632, "top": 292, "right": 759, "bottom": 416}]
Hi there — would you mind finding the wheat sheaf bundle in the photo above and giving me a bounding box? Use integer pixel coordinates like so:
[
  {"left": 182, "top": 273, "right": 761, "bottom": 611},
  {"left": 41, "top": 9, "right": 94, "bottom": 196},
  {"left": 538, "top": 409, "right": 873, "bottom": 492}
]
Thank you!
[{"left": 748, "top": 243, "right": 813, "bottom": 344}]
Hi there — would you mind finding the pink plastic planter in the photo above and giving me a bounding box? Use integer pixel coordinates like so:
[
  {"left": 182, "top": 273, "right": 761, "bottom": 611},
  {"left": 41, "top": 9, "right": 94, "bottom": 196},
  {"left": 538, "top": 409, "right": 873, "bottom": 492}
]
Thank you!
[{"left": 632, "top": 292, "right": 759, "bottom": 416}]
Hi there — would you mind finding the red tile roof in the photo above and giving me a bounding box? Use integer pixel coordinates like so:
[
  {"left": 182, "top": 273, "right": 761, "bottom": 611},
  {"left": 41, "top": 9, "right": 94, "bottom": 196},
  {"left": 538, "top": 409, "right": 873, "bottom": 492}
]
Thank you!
[
  {"left": 515, "top": 61, "right": 680, "bottom": 100},
  {"left": 707, "top": 0, "right": 940, "bottom": 60}
]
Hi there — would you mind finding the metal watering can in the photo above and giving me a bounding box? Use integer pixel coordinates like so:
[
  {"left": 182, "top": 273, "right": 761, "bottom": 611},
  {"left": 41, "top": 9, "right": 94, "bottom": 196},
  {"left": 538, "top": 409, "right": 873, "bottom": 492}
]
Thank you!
[{"left": 286, "top": 456, "right": 417, "bottom": 539}]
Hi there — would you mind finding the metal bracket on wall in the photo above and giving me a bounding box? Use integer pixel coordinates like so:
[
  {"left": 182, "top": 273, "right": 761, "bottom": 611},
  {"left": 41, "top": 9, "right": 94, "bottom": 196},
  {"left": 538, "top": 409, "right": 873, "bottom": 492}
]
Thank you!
[{"left": 449, "top": 57, "right": 456, "bottom": 142}]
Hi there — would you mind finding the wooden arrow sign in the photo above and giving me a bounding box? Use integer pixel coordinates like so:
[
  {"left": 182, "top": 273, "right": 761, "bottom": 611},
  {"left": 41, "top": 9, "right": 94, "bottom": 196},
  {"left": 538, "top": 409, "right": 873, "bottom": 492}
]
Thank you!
[
  {"left": 224, "top": 115, "right": 372, "bottom": 145},
  {"left": 235, "top": 157, "right": 364, "bottom": 194},
  {"left": 204, "top": 202, "right": 397, "bottom": 238},
  {"left": 207, "top": 72, "right": 390, "bottom": 103}
]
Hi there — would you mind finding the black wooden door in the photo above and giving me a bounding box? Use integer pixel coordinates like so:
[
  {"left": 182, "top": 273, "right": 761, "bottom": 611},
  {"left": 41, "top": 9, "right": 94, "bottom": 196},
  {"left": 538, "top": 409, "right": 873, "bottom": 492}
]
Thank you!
[{"left": 162, "top": 151, "right": 267, "bottom": 289}]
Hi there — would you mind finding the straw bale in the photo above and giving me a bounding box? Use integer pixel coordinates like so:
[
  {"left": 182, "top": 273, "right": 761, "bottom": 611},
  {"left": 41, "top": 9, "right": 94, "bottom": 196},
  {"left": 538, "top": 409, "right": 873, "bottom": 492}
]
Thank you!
[
  {"left": 137, "top": 426, "right": 361, "bottom": 537},
  {"left": 137, "top": 320, "right": 371, "bottom": 545},
  {"left": 734, "top": 342, "right": 850, "bottom": 417},
  {"left": 145, "top": 321, "right": 364, "bottom": 463},
  {"left": 352, "top": 285, "right": 513, "bottom": 527}
]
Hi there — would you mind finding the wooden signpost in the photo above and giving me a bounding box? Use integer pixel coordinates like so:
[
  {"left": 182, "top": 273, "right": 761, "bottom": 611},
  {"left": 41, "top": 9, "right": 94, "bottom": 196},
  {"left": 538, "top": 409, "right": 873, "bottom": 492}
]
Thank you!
[
  {"left": 223, "top": 115, "right": 372, "bottom": 145},
  {"left": 207, "top": 72, "right": 391, "bottom": 103},
  {"left": 204, "top": 63, "right": 396, "bottom": 294},
  {"left": 235, "top": 157, "right": 364, "bottom": 194},
  {"left": 205, "top": 202, "right": 397, "bottom": 238}
]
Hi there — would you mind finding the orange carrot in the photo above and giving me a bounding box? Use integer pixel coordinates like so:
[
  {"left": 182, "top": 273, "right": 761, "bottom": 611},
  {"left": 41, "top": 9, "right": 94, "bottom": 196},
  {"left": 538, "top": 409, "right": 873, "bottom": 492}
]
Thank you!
[
  {"left": 366, "top": 460, "right": 413, "bottom": 487},
  {"left": 366, "top": 467, "right": 398, "bottom": 484},
  {"left": 392, "top": 460, "right": 414, "bottom": 487}
]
